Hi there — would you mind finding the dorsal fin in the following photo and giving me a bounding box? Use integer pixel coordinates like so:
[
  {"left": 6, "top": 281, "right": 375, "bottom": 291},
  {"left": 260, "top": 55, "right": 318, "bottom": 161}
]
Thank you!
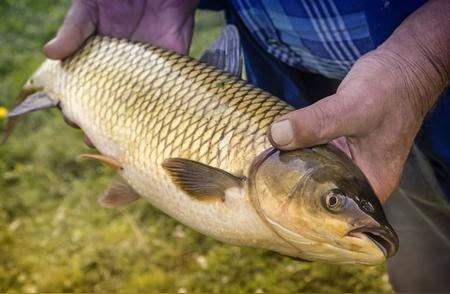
[{"left": 199, "top": 25, "right": 243, "bottom": 77}]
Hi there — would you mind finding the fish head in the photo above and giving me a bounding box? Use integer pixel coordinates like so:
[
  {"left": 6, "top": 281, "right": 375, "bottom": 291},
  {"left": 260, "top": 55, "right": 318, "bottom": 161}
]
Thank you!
[{"left": 249, "top": 146, "right": 398, "bottom": 264}]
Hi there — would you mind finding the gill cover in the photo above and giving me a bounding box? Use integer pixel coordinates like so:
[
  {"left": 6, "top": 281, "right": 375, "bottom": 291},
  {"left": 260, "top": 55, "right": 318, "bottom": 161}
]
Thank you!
[{"left": 249, "top": 147, "right": 327, "bottom": 247}]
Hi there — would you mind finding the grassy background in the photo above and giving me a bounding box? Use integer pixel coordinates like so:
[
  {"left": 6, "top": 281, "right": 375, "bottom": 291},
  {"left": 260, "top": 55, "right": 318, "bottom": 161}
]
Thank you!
[{"left": 0, "top": 1, "right": 393, "bottom": 292}]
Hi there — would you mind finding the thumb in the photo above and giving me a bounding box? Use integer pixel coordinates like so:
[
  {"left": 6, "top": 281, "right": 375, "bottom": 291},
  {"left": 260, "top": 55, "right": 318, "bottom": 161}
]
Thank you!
[
  {"left": 268, "top": 94, "right": 360, "bottom": 150},
  {"left": 44, "top": 0, "right": 97, "bottom": 60}
]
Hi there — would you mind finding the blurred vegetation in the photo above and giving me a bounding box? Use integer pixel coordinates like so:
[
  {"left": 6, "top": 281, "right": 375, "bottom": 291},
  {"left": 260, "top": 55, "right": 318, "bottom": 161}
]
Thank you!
[{"left": 0, "top": 1, "right": 393, "bottom": 292}]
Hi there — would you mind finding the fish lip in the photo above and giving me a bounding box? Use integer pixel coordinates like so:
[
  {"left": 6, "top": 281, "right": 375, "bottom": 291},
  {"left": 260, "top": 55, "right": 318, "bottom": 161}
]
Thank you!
[{"left": 348, "top": 226, "right": 399, "bottom": 257}]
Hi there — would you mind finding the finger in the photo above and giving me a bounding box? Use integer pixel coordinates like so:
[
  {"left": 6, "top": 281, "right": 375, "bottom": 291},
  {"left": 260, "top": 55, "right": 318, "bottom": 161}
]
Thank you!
[
  {"left": 44, "top": 0, "right": 97, "bottom": 60},
  {"left": 130, "top": 1, "right": 196, "bottom": 54},
  {"left": 268, "top": 94, "right": 362, "bottom": 150}
]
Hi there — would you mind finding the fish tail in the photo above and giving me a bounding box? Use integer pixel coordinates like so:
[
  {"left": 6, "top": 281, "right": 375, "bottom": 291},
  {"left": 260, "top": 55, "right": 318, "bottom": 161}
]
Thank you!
[{"left": 2, "top": 84, "right": 38, "bottom": 143}]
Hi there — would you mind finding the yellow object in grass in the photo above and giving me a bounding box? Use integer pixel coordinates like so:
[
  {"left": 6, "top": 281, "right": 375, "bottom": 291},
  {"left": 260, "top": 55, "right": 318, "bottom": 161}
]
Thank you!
[{"left": 0, "top": 106, "right": 8, "bottom": 120}]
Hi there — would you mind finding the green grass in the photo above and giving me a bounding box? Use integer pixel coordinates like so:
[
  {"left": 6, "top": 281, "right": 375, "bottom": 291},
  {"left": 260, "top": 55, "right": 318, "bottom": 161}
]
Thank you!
[{"left": 0, "top": 1, "right": 393, "bottom": 292}]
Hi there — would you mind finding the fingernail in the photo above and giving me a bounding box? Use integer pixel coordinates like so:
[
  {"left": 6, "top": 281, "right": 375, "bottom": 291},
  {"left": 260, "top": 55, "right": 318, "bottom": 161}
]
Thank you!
[
  {"left": 270, "top": 120, "right": 294, "bottom": 146},
  {"left": 43, "top": 37, "right": 58, "bottom": 58}
]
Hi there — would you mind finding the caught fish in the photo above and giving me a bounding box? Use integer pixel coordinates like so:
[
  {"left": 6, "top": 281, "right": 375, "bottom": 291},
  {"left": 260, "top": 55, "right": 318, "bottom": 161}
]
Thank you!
[{"left": 6, "top": 25, "right": 398, "bottom": 264}]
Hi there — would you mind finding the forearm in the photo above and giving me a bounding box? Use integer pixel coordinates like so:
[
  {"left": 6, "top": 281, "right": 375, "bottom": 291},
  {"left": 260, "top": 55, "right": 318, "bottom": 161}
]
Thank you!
[{"left": 377, "top": 0, "right": 450, "bottom": 118}]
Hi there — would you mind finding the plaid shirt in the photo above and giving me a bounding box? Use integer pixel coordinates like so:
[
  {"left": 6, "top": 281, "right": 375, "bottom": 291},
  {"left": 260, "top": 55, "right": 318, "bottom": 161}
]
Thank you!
[{"left": 229, "top": 0, "right": 426, "bottom": 79}]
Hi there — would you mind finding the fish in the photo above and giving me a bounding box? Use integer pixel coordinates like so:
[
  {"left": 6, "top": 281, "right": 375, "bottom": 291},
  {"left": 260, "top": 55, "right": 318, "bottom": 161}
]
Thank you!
[{"left": 5, "top": 25, "right": 398, "bottom": 264}]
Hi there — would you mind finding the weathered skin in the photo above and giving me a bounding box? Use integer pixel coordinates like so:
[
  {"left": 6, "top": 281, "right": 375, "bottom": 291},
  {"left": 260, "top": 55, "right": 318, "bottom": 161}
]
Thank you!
[{"left": 10, "top": 36, "right": 398, "bottom": 264}]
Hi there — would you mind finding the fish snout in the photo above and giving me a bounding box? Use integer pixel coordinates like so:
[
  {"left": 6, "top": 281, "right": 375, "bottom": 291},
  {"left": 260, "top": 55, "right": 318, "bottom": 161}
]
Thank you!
[{"left": 349, "top": 225, "right": 399, "bottom": 257}]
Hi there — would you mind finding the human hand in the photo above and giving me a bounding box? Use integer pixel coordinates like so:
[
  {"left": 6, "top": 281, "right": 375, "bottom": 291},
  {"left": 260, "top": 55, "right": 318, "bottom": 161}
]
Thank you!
[
  {"left": 44, "top": 0, "right": 198, "bottom": 59},
  {"left": 268, "top": 0, "right": 449, "bottom": 202},
  {"left": 269, "top": 50, "right": 426, "bottom": 202}
]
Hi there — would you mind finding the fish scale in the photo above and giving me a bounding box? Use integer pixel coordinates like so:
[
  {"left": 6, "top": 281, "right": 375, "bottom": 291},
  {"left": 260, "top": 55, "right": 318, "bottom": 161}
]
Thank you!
[{"left": 55, "top": 36, "right": 291, "bottom": 225}]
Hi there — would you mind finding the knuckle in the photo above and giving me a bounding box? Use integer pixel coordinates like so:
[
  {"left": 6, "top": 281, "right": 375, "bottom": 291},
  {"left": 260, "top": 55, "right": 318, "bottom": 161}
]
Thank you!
[
  {"left": 64, "top": 0, "right": 97, "bottom": 29},
  {"left": 311, "top": 104, "right": 333, "bottom": 143}
]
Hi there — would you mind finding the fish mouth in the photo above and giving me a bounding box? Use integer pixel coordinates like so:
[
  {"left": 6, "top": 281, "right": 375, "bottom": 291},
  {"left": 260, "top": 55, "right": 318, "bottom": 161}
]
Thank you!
[{"left": 349, "top": 226, "right": 399, "bottom": 257}]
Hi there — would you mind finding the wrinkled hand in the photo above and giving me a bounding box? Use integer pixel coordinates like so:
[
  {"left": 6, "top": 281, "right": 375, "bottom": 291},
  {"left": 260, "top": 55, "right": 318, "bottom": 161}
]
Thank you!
[
  {"left": 269, "top": 0, "right": 449, "bottom": 203},
  {"left": 269, "top": 50, "right": 425, "bottom": 202},
  {"left": 44, "top": 0, "right": 197, "bottom": 58}
]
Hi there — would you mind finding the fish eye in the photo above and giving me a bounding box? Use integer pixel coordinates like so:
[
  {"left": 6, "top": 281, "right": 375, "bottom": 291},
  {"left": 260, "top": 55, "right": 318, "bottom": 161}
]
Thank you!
[{"left": 323, "top": 189, "right": 347, "bottom": 212}]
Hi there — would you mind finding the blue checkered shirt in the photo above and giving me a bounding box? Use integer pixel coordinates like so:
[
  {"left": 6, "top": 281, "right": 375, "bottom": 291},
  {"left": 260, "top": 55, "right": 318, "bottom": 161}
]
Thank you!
[{"left": 229, "top": 0, "right": 426, "bottom": 79}]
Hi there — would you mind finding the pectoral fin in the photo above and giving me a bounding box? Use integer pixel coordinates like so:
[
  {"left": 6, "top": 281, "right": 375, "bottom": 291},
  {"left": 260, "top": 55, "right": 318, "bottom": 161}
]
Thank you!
[
  {"left": 78, "top": 154, "right": 122, "bottom": 170},
  {"left": 98, "top": 175, "right": 140, "bottom": 208},
  {"left": 200, "top": 25, "right": 243, "bottom": 77},
  {"left": 162, "top": 158, "right": 244, "bottom": 200}
]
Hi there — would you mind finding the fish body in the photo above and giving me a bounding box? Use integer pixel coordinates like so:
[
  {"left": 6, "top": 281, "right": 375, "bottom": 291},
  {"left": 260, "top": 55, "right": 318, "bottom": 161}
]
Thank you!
[
  {"left": 8, "top": 27, "right": 398, "bottom": 264},
  {"left": 43, "top": 36, "right": 293, "bottom": 251}
]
